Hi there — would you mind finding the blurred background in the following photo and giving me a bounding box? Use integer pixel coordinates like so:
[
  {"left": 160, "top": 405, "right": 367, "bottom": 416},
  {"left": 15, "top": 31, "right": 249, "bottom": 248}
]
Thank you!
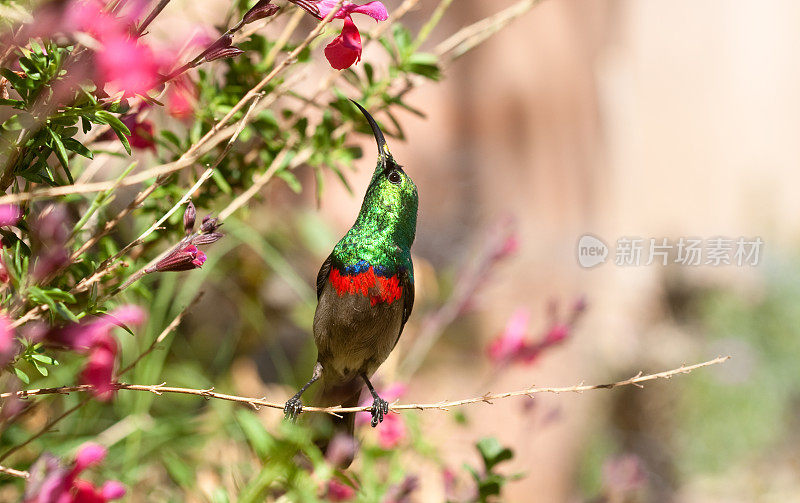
[
  {"left": 5, "top": 0, "right": 800, "bottom": 501},
  {"left": 154, "top": 0, "right": 800, "bottom": 500}
]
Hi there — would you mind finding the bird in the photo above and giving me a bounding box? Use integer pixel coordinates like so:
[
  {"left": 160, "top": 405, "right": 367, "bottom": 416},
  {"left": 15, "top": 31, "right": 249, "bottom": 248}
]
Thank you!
[{"left": 284, "top": 100, "right": 417, "bottom": 456}]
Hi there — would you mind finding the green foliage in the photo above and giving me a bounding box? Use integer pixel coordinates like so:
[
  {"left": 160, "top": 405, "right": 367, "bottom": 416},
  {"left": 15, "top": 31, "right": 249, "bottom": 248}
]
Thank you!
[
  {"left": 0, "top": 42, "right": 131, "bottom": 187},
  {"left": 465, "top": 438, "right": 519, "bottom": 502}
]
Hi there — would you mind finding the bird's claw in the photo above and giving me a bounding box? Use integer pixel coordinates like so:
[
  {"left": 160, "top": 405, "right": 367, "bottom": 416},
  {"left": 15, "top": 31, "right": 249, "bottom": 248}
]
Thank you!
[
  {"left": 284, "top": 396, "right": 303, "bottom": 421},
  {"left": 370, "top": 396, "right": 389, "bottom": 427}
]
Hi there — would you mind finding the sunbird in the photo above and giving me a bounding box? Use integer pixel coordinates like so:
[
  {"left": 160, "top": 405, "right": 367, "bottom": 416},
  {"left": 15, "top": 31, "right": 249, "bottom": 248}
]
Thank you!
[{"left": 284, "top": 101, "right": 418, "bottom": 452}]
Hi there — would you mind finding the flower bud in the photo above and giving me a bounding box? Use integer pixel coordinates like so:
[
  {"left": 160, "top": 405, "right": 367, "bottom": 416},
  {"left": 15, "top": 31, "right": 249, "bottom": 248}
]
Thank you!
[
  {"left": 200, "top": 215, "right": 221, "bottom": 233},
  {"left": 243, "top": 0, "right": 280, "bottom": 24},
  {"left": 183, "top": 201, "right": 196, "bottom": 235},
  {"left": 192, "top": 232, "right": 224, "bottom": 245},
  {"left": 149, "top": 245, "right": 206, "bottom": 273},
  {"left": 204, "top": 47, "right": 244, "bottom": 62}
]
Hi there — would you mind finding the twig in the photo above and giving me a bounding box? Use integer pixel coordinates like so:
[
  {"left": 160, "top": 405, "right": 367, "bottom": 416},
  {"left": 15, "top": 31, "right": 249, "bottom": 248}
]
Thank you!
[
  {"left": 0, "top": 357, "right": 730, "bottom": 414},
  {"left": 0, "top": 463, "right": 29, "bottom": 479}
]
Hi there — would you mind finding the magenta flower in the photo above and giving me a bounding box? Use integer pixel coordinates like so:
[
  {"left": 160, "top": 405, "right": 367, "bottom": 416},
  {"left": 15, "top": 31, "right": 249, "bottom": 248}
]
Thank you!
[
  {"left": 59, "top": 305, "right": 146, "bottom": 400},
  {"left": 0, "top": 314, "right": 15, "bottom": 366},
  {"left": 118, "top": 115, "right": 156, "bottom": 151},
  {"left": 97, "top": 34, "right": 161, "bottom": 96},
  {"left": 326, "top": 479, "right": 356, "bottom": 501},
  {"left": 0, "top": 204, "right": 20, "bottom": 227},
  {"left": 356, "top": 382, "right": 407, "bottom": 447},
  {"left": 316, "top": 1, "right": 388, "bottom": 70},
  {"left": 376, "top": 413, "right": 406, "bottom": 449},
  {"left": 66, "top": 0, "right": 162, "bottom": 96},
  {"left": 24, "top": 443, "right": 125, "bottom": 503},
  {"left": 150, "top": 244, "right": 207, "bottom": 273},
  {"left": 486, "top": 299, "right": 586, "bottom": 365},
  {"left": 166, "top": 77, "right": 198, "bottom": 119},
  {"left": 486, "top": 308, "right": 529, "bottom": 362}
]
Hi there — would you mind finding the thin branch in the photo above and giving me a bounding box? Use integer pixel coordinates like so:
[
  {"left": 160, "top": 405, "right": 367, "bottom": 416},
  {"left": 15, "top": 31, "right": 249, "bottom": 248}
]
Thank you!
[
  {"left": 0, "top": 463, "right": 29, "bottom": 479},
  {"left": 0, "top": 357, "right": 730, "bottom": 414}
]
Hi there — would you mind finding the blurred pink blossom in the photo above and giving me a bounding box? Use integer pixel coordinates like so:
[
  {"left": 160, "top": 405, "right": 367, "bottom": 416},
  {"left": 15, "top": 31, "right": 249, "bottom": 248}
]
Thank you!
[
  {"left": 0, "top": 204, "right": 21, "bottom": 227},
  {"left": 356, "top": 382, "right": 407, "bottom": 447},
  {"left": 487, "top": 299, "right": 586, "bottom": 365},
  {"left": 0, "top": 314, "right": 15, "bottom": 365},
  {"left": 317, "top": 0, "right": 388, "bottom": 20},
  {"left": 166, "top": 77, "right": 198, "bottom": 119},
  {"left": 326, "top": 479, "right": 356, "bottom": 501},
  {"left": 602, "top": 454, "right": 647, "bottom": 496},
  {"left": 376, "top": 413, "right": 406, "bottom": 449},
  {"left": 115, "top": 114, "right": 156, "bottom": 150},
  {"left": 487, "top": 308, "right": 529, "bottom": 362},
  {"left": 59, "top": 306, "right": 146, "bottom": 400},
  {"left": 24, "top": 443, "right": 125, "bottom": 503},
  {"left": 318, "top": 1, "right": 388, "bottom": 70},
  {"left": 97, "top": 34, "right": 161, "bottom": 96}
]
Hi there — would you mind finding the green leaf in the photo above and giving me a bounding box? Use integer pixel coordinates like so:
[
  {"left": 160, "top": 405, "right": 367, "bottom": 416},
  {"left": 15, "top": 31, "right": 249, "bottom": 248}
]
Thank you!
[
  {"left": 46, "top": 126, "right": 72, "bottom": 178},
  {"left": 0, "top": 68, "right": 28, "bottom": 95},
  {"left": 406, "top": 52, "right": 441, "bottom": 81},
  {"left": 94, "top": 110, "right": 131, "bottom": 155},
  {"left": 14, "top": 367, "right": 29, "bottom": 384},
  {"left": 30, "top": 354, "right": 56, "bottom": 364},
  {"left": 276, "top": 169, "right": 302, "bottom": 193},
  {"left": 476, "top": 437, "right": 514, "bottom": 472},
  {"left": 33, "top": 361, "right": 48, "bottom": 376},
  {"left": 0, "top": 98, "right": 24, "bottom": 108},
  {"left": 236, "top": 409, "right": 271, "bottom": 459},
  {"left": 62, "top": 138, "right": 93, "bottom": 159}
]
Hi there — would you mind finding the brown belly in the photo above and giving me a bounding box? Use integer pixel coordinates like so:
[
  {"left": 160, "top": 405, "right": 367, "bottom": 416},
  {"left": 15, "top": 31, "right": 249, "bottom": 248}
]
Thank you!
[{"left": 313, "top": 281, "right": 403, "bottom": 382}]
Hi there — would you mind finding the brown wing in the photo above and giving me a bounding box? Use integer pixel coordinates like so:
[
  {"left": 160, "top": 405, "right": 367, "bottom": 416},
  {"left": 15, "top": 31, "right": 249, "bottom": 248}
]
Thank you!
[
  {"left": 316, "top": 254, "right": 333, "bottom": 300},
  {"left": 393, "top": 268, "right": 415, "bottom": 349}
]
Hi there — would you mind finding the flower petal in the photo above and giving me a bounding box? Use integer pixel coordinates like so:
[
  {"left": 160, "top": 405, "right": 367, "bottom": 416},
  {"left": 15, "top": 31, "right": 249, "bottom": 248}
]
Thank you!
[
  {"left": 349, "top": 1, "right": 387, "bottom": 21},
  {"left": 74, "top": 443, "right": 107, "bottom": 473},
  {"left": 324, "top": 17, "right": 362, "bottom": 70},
  {"left": 101, "top": 480, "right": 127, "bottom": 500}
]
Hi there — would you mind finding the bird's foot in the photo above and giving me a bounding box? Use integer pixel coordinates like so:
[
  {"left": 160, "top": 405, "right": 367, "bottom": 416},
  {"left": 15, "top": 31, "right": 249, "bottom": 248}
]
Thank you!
[
  {"left": 284, "top": 396, "right": 303, "bottom": 421},
  {"left": 370, "top": 396, "right": 389, "bottom": 427}
]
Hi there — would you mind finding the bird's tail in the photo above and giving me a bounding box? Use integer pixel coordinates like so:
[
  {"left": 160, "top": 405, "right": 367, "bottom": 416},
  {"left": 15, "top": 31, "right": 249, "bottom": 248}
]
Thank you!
[{"left": 314, "top": 377, "right": 362, "bottom": 468}]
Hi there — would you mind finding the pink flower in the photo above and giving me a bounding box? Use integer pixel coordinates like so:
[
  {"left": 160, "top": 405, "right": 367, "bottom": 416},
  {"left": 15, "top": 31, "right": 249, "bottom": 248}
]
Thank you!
[
  {"left": 326, "top": 479, "right": 356, "bottom": 501},
  {"left": 73, "top": 479, "right": 126, "bottom": 503},
  {"left": 487, "top": 299, "right": 586, "bottom": 365},
  {"left": 166, "top": 77, "right": 197, "bottom": 119},
  {"left": 150, "top": 244, "right": 207, "bottom": 273},
  {"left": 59, "top": 306, "right": 146, "bottom": 400},
  {"left": 24, "top": 443, "right": 125, "bottom": 503},
  {"left": 316, "top": 0, "right": 388, "bottom": 20},
  {"left": 0, "top": 204, "right": 20, "bottom": 227},
  {"left": 376, "top": 412, "right": 406, "bottom": 448},
  {"left": 355, "top": 382, "right": 407, "bottom": 447},
  {"left": 72, "top": 443, "right": 106, "bottom": 473},
  {"left": 324, "top": 17, "right": 362, "bottom": 70},
  {"left": 97, "top": 34, "right": 161, "bottom": 96},
  {"left": 543, "top": 324, "right": 569, "bottom": 345},
  {"left": 317, "top": 1, "right": 388, "bottom": 70},
  {"left": 487, "top": 308, "right": 529, "bottom": 362},
  {"left": 0, "top": 314, "right": 15, "bottom": 365},
  {"left": 121, "top": 115, "right": 156, "bottom": 151},
  {"left": 81, "top": 336, "right": 118, "bottom": 400}
]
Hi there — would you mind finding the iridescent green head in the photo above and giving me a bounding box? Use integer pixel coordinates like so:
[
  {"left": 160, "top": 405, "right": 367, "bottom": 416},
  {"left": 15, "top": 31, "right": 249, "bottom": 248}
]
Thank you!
[{"left": 348, "top": 101, "right": 418, "bottom": 252}]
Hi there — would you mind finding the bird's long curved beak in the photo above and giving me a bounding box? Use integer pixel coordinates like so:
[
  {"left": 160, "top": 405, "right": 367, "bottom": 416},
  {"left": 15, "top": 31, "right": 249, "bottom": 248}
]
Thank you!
[{"left": 350, "top": 100, "right": 392, "bottom": 162}]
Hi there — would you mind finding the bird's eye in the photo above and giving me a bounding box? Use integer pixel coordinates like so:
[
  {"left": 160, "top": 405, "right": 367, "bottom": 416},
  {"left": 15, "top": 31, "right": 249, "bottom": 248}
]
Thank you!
[{"left": 387, "top": 170, "right": 402, "bottom": 184}]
